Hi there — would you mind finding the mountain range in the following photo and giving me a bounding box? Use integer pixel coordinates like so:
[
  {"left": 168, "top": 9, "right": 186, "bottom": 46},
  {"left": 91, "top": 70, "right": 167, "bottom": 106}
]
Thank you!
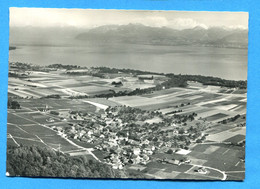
[
  {"left": 75, "top": 24, "right": 248, "bottom": 48},
  {"left": 9, "top": 24, "right": 248, "bottom": 49}
]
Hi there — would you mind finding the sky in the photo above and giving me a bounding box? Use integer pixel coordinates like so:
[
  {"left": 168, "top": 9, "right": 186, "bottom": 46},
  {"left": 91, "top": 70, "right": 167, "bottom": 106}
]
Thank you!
[{"left": 9, "top": 8, "right": 248, "bottom": 30}]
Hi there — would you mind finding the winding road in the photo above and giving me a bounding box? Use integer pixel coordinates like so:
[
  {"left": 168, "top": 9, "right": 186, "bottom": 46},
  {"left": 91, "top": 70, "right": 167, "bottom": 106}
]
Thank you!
[{"left": 190, "top": 163, "right": 227, "bottom": 180}]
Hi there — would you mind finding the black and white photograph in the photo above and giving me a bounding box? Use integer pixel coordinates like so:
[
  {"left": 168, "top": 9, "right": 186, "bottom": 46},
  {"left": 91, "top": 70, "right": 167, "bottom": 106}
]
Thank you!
[{"left": 7, "top": 8, "right": 248, "bottom": 180}]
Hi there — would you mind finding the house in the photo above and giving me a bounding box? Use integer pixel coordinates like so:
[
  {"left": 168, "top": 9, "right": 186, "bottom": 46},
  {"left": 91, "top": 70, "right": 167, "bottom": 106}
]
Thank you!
[
  {"left": 133, "top": 148, "right": 141, "bottom": 155},
  {"left": 165, "top": 159, "right": 181, "bottom": 165},
  {"left": 141, "top": 154, "right": 150, "bottom": 161},
  {"left": 79, "top": 130, "right": 86, "bottom": 138},
  {"left": 87, "top": 130, "right": 93, "bottom": 136}
]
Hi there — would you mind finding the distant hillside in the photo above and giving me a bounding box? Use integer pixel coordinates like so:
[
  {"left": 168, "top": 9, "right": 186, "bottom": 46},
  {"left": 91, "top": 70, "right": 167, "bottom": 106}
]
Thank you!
[{"left": 76, "top": 24, "right": 248, "bottom": 48}]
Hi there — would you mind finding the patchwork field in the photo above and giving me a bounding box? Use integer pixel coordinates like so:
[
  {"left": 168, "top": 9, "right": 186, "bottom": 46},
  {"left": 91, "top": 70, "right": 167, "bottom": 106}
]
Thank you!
[
  {"left": 189, "top": 143, "right": 245, "bottom": 180},
  {"left": 206, "top": 127, "right": 246, "bottom": 142},
  {"left": 109, "top": 96, "right": 166, "bottom": 107},
  {"left": 86, "top": 98, "right": 122, "bottom": 107},
  {"left": 7, "top": 69, "right": 246, "bottom": 180},
  {"left": 7, "top": 110, "right": 87, "bottom": 153}
]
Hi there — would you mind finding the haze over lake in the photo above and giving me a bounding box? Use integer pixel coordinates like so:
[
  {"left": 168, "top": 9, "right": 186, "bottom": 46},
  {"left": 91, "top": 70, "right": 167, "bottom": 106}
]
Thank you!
[
  {"left": 9, "top": 43, "right": 247, "bottom": 81},
  {"left": 9, "top": 9, "right": 248, "bottom": 81}
]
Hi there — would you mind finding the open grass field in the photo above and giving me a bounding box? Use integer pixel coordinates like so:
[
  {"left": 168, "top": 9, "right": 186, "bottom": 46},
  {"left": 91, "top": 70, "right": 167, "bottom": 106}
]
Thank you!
[
  {"left": 40, "top": 135, "right": 80, "bottom": 152},
  {"left": 224, "top": 134, "right": 245, "bottom": 144},
  {"left": 8, "top": 88, "right": 41, "bottom": 98},
  {"left": 142, "top": 159, "right": 225, "bottom": 180},
  {"left": 7, "top": 124, "right": 38, "bottom": 139},
  {"left": 71, "top": 85, "right": 112, "bottom": 94},
  {"left": 7, "top": 117, "right": 83, "bottom": 153},
  {"left": 48, "top": 79, "right": 84, "bottom": 86},
  {"left": 176, "top": 92, "right": 203, "bottom": 98},
  {"left": 204, "top": 113, "right": 229, "bottom": 121},
  {"left": 14, "top": 138, "right": 48, "bottom": 148},
  {"left": 206, "top": 127, "right": 246, "bottom": 142},
  {"left": 128, "top": 165, "right": 147, "bottom": 171},
  {"left": 87, "top": 98, "right": 121, "bottom": 107},
  {"left": 10, "top": 111, "right": 59, "bottom": 124},
  {"left": 7, "top": 70, "right": 246, "bottom": 180},
  {"left": 232, "top": 89, "right": 247, "bottom": 94},
  {"left": 8, "top": 113, "right": 36, "bottom": 125},
  {"left": 206, "top": 125, "right": 234, "bottom": 135},
  {"left": 153, "top": 91, "right": 191, "bottom": 100},
  {"left": 92, "top": 150, "right": 108, "bottom": 160},
  {"left": 6, "top": 94, "right": 101, "bottom": 157},
  {"left": 17, "top": 99, "right": 97, "bottom": 113},
  {"left": 151, "top": 170, "right": 180, "bottom": 179},
  {"left": 20, "top": 124, "right": 56, "bottom": 136},
  {"left": 23, "top": 88, "right": 58, "bottom": 97},
  {"left": 174, "top": 173, "right": 216, "bottom": 180},
  {"left": 111, "top": 93, "right": 194, "bottom": 111},
  {"left": 185, "top": 167, "right": 223, "bottom": 180},
  {"left": 142, "top": 88, "right": 182, "bottom": 98},
  {"left": 188, "top": 143, "right": 245, "bottom": 180},
  {"left": 7, "top": 137, "right": 19, "bottom": 147},
  {"left": 196, "top": 109, "right": 222, "bottom": 119},
  {"left": 137, "top": 102, "right": 179, "bottom": 111},
  {"left": 70, "top": 139, "right": 95, "bottom": 148},
  {"left": 69, "top": 152, "right": 96, "bottom": 160},
  {"left": 8, "top": 77, "right": 47, "bottom": 88},
  {"left": 110, "top": 96, "right": 166, "bottom": 107},
  {"left": 226, "top": 172, "right": 245, "bottom": 180},
  {"left": 146, "top": 161, "right": 169, "bottom": 169},
  {"left": 203, "top": 148, "right": 244, "bottom": 172}
]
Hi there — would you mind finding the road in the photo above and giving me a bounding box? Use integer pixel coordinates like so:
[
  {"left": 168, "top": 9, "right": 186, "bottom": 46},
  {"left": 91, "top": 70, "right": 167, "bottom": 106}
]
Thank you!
[
  {"left": 190, "top": 163, "right": 227, "bottom": 180},
  {"left": 9, "top": 106, "right": 101, "bottom": 162}
]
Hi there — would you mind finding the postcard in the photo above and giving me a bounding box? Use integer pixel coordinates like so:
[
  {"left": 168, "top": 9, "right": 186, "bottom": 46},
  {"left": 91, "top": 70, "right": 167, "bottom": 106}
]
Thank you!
[{"left": 7, "top": 8, "right": 247, "bottom": 180}]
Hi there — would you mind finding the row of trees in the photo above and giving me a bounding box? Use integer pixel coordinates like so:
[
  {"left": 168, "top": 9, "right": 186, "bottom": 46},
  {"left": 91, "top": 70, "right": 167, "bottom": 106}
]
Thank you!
[
  {"left": 41, "top": 94, "right": 61, "bottom": 99},
  {"left": 47, "top": 64, "right": 80, "bottom": 70},
  {"left": 93, "top": 73, "right": 246, "bottom": 99},
  {"left": 218, "top": 114, "right": 243, "bottom": 124},
  {"left": 165, "top": 73, "right": 247, "bottom": 89},
  {"left": 94, "top": 66, "right": 247, "bottom": 89}
]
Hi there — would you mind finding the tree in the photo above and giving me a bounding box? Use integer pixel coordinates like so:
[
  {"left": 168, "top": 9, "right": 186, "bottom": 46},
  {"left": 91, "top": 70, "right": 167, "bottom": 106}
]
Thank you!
[
  {"left": 6, "top": 145, "right": 124, "bottom": 178},
  {"left": 166, "top": 149, "right": 173, "bottom": 154},
  {"left": 8, "top": 99, "right": 21, "bottom": 109},
  {"left": 179, "top": 128, "right": 185, "bottom": 134}
]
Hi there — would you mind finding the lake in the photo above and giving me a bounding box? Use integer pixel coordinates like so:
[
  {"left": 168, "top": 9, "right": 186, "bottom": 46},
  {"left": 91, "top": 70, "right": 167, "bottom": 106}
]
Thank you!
[{"left": 9, "top": 43, "right": 248, "bottom": 81}]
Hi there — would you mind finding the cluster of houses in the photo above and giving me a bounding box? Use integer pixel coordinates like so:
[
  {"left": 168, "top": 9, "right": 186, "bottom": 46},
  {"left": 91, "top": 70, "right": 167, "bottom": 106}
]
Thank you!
[{"left": 49, "top": 106, "right": 204, "bottom": 169}]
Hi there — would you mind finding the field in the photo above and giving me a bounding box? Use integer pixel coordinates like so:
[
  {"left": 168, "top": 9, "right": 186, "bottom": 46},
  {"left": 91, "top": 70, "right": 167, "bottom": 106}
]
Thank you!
[
  {"left": 140, "top": 86, "right": 247, "bottom": 123},
  {"left": 204, "top": 113, "right": 228, "bottom": 121},
  {"left": 7, "top": 114, "right": 81, "bottom": 152},
  {"left": 7, "top": 69, "right": 246, "bottom": 180},
  {"left": 86, "top": 98, "right": 121, "bottom": 107},
  {"left": 224, "top": 134, "right": 245, "bottom": 144},
  {"left": 188, "top": 143, "right": 245, "bottom": 180},
  {"left": 7, "top": 99, "right": 96, "bottom": 156},
  {"left": 206, "top": 127, "right": 246, "bottom": 142},
  {"left": 109, "top": 96, "right": 167, "bottom": 108}
]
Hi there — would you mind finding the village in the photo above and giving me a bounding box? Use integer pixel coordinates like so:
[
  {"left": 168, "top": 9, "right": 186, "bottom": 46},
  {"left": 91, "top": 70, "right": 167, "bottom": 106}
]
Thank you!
[
  {"left": 7, "top": 62, "right": 246, "bottom": 180},
  {"left": 49, "top": 105, "right": 204, "bottom": 170}
]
